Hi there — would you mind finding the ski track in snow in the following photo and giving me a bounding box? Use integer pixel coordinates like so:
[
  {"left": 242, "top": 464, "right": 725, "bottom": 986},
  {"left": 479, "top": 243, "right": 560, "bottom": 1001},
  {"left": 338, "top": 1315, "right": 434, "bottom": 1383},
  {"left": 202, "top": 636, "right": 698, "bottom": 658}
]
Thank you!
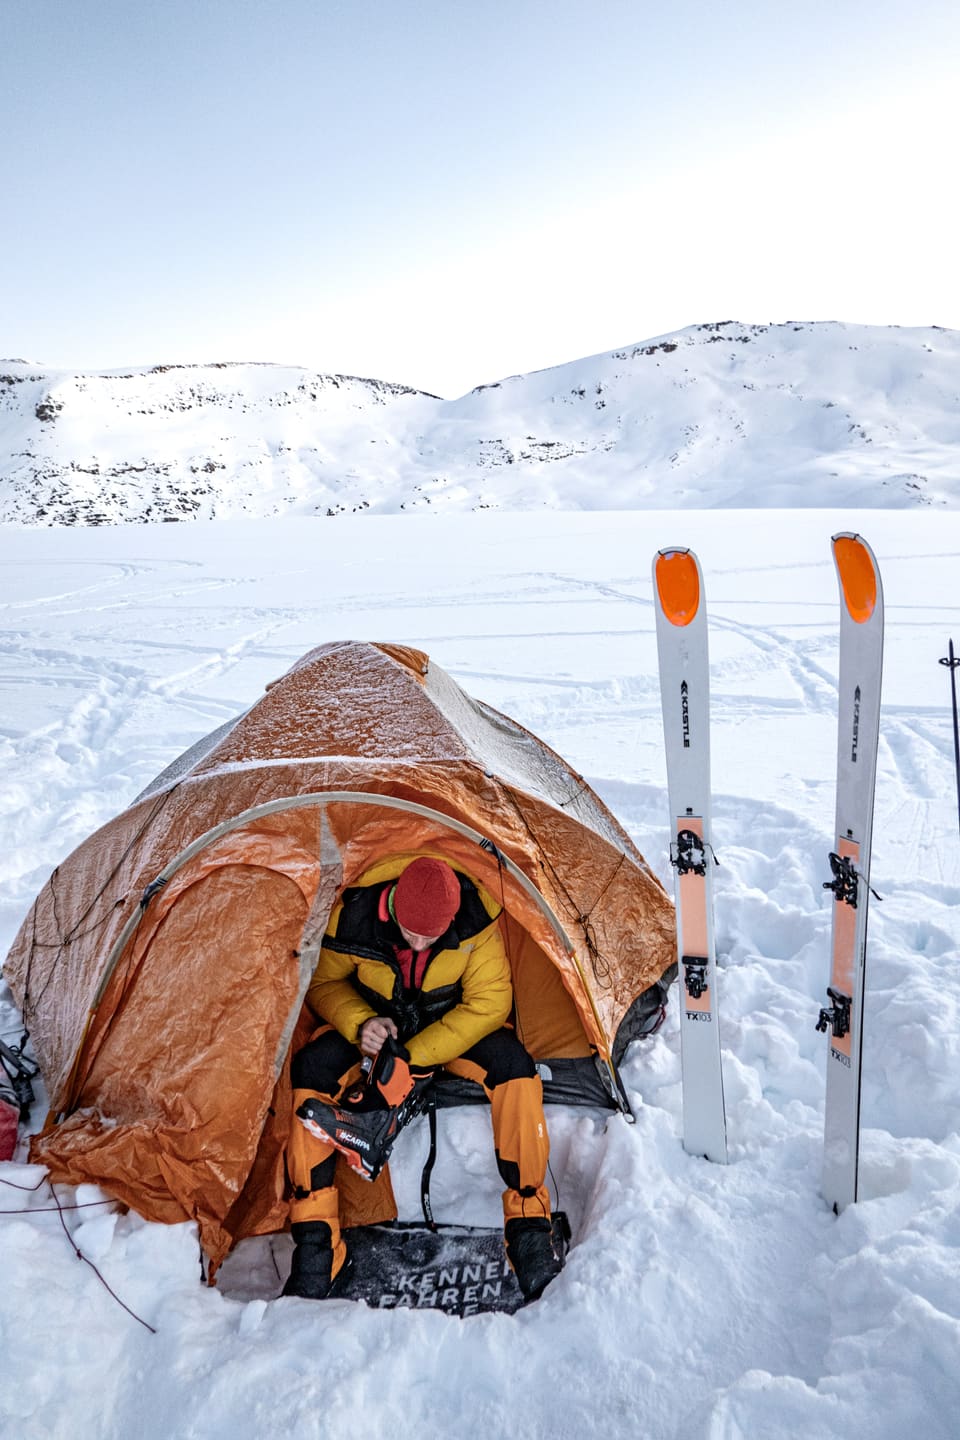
[{"left": 1, "top": 512, "right": 959, "bottom": 1440}]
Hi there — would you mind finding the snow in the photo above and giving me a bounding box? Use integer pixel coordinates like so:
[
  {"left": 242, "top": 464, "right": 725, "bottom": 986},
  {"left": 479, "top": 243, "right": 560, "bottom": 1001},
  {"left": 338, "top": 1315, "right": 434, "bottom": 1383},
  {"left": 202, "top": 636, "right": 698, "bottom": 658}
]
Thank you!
[
  {"left": 3, "top": 320, "right": 960, "bottom": 523},
  {"left": 2, "top": 508, "right": 959, "bottom": 1438}
]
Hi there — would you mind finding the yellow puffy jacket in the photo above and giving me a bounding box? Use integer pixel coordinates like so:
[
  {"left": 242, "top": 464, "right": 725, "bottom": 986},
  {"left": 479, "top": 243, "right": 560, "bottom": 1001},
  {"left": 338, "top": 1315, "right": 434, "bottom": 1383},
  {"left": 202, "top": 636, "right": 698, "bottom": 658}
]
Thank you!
[{"left": 306, "top": 855, "right": 513, "bottom": 1069}]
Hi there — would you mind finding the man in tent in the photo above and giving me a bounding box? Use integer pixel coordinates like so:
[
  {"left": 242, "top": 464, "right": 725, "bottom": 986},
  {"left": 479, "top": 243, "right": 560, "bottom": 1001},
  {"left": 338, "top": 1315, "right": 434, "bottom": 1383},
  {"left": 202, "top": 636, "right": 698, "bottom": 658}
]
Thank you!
[{"left": 285, "top": 855, "right": 562, "bottom": 1302}]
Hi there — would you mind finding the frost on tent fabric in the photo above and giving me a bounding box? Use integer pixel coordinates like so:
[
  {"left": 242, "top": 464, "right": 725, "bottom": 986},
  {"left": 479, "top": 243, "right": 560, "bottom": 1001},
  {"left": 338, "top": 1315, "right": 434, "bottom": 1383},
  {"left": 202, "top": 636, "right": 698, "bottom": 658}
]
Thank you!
[{"left": 4, "top": 640, "right": 676, "bottom": 1277}]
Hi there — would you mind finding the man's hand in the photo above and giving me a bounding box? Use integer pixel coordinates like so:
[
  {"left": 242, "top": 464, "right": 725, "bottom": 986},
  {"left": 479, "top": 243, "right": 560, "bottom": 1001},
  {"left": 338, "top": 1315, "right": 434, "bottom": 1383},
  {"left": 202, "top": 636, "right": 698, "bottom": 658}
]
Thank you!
[{"left": 358, "top": 1016, "right": 398, "bottom": 1058}]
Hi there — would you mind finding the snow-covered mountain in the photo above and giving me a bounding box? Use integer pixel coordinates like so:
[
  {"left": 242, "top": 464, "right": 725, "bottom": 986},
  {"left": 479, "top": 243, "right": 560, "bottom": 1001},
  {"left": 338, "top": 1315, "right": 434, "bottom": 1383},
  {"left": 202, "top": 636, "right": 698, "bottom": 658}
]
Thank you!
[{"left": 2, "top": 320, "right": 959, "bottom": 524}]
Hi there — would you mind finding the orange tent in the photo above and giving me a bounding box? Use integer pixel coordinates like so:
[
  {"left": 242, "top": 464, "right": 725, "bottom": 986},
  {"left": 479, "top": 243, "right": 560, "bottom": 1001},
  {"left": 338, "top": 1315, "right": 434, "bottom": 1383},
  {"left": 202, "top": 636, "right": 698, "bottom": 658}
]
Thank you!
[{"left": 5, "top": 641, "right": 676, "bottom": 1268}]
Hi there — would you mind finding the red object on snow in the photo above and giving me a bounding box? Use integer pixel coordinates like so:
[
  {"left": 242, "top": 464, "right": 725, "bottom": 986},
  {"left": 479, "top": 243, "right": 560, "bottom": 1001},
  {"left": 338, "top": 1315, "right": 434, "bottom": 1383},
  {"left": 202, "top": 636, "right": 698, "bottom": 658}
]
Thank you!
[{"left": 0, "top": 1096, "right": 18, "bottom": 1161}]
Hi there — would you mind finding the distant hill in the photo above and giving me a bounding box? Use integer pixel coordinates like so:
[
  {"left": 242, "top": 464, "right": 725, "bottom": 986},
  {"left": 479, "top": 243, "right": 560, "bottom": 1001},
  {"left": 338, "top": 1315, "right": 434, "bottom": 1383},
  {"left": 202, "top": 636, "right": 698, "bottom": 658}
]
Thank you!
[{"left": 2, "top": 320, "right": 958, "bottom": 524}]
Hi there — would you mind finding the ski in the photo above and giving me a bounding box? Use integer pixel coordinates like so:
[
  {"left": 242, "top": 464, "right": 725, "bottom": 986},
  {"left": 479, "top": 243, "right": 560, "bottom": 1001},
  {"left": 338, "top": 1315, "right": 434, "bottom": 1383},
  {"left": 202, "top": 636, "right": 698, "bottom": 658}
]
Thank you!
[
  {"left": 653, "top": 547, "right": 728, "bottom": 1164},
  {"left": 818, "top": 533, "right": 884, "bottom": 1211}
]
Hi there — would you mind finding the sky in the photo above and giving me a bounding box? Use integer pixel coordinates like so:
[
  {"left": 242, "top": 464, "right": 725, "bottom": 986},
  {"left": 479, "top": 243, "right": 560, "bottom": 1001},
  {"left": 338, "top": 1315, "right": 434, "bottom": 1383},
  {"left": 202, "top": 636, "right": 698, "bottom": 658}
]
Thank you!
[{"left": 3, "top": 0, "right": 959, "bottom": 398}]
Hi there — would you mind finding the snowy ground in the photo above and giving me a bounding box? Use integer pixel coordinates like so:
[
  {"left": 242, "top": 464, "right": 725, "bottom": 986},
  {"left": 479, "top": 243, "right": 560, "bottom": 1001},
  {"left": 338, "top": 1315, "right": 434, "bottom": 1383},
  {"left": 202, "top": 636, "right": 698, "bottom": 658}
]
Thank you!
[{"left": 1, "top": 509, "right": 959, "bottom": 1439}]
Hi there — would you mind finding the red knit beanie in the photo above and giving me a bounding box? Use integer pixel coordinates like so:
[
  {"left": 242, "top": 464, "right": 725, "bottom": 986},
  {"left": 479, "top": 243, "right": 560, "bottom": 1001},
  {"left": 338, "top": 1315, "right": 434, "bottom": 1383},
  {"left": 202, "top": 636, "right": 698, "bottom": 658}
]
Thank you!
[{"left": 393, "top": 858, "right": 461, "bottom": 936}]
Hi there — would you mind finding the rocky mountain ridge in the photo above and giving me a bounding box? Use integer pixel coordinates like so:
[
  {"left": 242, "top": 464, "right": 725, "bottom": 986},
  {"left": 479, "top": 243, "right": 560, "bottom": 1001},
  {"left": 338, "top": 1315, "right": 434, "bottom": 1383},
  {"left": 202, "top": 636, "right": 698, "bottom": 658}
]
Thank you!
[{"left": 2, "top": 319, "right": 958, "bottom": 523}]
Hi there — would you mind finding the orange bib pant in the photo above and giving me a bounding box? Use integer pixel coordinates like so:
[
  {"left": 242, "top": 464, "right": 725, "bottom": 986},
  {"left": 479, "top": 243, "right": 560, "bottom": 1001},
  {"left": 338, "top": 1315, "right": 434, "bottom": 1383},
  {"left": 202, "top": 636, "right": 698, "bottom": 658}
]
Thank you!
[{"left": 288, "top": 1024, "right": 551, "bottom": 1270}]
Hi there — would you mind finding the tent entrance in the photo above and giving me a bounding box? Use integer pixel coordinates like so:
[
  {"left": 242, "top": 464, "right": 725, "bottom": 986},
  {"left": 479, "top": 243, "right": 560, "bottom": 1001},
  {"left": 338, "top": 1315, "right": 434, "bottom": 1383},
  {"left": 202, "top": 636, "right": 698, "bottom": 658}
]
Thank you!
[{"left": 77, "top": 790, "right": 629, "bottom": 1122}]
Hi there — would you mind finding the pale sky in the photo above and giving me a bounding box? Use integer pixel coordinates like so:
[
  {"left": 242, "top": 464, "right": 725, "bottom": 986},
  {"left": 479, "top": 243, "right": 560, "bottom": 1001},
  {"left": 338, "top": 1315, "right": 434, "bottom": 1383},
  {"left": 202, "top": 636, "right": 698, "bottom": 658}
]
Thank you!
[{"left": 3, "top": 0, "right": 958, "bottom": 398}]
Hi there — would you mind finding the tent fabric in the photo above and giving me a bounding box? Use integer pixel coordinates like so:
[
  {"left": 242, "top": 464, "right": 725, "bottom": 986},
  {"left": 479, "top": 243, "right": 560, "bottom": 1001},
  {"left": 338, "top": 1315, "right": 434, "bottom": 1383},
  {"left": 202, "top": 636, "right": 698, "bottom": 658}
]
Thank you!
[{"left": 5, "top": 641, "right": 676, "bottom": 1267}]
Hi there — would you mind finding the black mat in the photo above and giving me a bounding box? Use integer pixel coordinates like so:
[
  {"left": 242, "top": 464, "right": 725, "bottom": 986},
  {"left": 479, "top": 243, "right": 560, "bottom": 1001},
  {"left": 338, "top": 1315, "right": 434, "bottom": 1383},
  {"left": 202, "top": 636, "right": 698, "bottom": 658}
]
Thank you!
[{"left": 337, "top": 1214, "right": 568, "bottom": 1316}]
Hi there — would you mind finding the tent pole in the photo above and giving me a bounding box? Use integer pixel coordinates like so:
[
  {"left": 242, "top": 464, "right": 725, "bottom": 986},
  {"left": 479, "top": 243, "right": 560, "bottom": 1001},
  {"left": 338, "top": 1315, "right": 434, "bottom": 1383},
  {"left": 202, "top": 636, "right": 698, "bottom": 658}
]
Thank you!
[{"left": 63, "top": 790, "right": 634, "bottom": 1115}]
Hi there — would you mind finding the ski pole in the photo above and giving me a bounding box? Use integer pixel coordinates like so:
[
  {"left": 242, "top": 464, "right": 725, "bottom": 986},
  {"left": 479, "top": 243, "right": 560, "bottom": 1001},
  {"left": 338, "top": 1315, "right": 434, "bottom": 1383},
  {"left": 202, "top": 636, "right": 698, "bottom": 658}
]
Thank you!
[{"left": 940, "top": 639, "right": 960, "bottom": 838}]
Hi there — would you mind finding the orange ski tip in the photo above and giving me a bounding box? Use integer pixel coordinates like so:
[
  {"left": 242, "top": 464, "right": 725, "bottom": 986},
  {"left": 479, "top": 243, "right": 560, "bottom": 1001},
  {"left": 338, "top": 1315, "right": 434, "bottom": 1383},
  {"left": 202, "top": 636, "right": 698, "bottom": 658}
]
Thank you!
[
  {"left": 655, "top": 549, "right": 700, "bottom": 627},
  {"left": 832, "top": 534, "right": 877, "bottom": 624}
]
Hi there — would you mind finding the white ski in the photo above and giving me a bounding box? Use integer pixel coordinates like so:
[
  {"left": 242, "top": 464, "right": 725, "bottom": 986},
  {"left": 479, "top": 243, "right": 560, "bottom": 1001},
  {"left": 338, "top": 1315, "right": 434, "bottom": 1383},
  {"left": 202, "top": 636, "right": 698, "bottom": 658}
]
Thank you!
[
  {"left": 653, "top": 547, "right": 728, "bottom": 1164},
  {"left": 818, "top": 532, "right": 884, "bottom": 1211}
]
